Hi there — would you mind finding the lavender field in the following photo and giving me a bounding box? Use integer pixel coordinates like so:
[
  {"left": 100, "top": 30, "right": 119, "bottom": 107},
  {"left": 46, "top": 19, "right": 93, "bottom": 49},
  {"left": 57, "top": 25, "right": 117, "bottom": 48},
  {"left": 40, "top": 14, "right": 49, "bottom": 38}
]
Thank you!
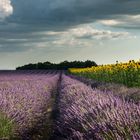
[
  {"left": 0, "top": 71, "right": 59, "bottom": 139},
  {"left": 0, "top": 71, "right": 140, "bottom": 140}
]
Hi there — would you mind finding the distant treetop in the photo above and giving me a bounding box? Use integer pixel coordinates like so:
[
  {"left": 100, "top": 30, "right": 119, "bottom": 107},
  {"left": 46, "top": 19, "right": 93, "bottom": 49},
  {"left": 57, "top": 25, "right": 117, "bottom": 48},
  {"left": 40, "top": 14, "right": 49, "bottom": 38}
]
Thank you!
[{"left": 16, "top": 60, "right": 97, "bottom": 70}]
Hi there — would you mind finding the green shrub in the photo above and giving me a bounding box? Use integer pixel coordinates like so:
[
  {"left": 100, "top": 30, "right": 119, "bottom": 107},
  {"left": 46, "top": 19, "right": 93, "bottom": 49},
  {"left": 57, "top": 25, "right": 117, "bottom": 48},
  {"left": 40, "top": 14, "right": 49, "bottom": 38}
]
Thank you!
[{"left": 0, "top": 113, "right": 14, "bottom": 139}]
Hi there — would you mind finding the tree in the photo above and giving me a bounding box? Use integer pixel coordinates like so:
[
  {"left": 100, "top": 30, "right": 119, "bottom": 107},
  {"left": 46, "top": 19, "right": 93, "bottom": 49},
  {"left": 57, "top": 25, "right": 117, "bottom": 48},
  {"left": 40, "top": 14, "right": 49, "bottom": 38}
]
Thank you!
[{"left": 16, "top": 60, "right": 97, "bottom": 70}]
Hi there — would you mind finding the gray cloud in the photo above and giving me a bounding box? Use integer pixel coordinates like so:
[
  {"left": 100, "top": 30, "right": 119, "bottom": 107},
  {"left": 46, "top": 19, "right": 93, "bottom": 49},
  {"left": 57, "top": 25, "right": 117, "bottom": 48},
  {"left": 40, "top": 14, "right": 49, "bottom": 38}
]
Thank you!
[
  {"left": 70, "top": 26, "right": 130, "bottom": 40},
  {"left": 0, "top": 0, "right": 140, "bottom": 53},
  {"left": 8, "top": 1, "right": 140, "bottom": 27},
  {"left": 0, "top": 43, "right": 29, "bottom": 52},
  {"left": 0, "top": 24, "right": 131, "bottom": 53},
  {"left": 3, "top": 0, "right": 140, "bottom": 33},
  {"left": 100, "top": 15, "right": 140, "bottom": 29}
]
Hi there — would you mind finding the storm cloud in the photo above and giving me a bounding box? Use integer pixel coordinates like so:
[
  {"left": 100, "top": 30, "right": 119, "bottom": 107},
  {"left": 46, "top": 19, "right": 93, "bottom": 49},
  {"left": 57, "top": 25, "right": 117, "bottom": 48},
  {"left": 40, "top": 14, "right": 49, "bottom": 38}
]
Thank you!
[
  {"left": 0, "top": 0, "right": 140, "bottom": 34},
  {"left": 0, "top": 0, "right": 140, "bottom": 67},
  {"left": 7, "top": 0, "right": 140, "bottom": 28}
]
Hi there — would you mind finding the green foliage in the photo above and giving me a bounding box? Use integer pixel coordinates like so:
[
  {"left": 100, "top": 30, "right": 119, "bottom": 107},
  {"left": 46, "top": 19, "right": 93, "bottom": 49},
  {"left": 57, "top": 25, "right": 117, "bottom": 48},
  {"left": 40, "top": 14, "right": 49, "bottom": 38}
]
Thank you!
[
  {"left": 16, "top": 60, "right": 97, "bottom": 70},
  {"left": 0, "top": 113, "right": 14, "bottom": 139}
]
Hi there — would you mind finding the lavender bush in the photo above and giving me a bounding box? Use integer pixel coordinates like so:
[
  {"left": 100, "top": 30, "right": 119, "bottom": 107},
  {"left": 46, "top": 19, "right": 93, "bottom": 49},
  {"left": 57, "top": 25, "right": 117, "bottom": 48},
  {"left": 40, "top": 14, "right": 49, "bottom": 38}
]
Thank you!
[
  {"left": 55, "top": 75, "right": 140, "bottom": 140},
  {"left": 0, "top": 71, "right": 59, "bottom": 139},
  {"left": 69, "top": 74, "right": 140, "bottom": 104},
  {"left": 0, "top": 71, "right": 140, "bottom": 139}
]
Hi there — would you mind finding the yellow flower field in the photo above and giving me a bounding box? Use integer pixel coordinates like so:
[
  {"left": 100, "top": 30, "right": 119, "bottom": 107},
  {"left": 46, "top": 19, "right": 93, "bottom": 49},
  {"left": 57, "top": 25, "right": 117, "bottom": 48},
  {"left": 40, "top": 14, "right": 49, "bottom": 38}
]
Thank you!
[{"left": 69, "top": 60, "right": 140, "bottom": 87}]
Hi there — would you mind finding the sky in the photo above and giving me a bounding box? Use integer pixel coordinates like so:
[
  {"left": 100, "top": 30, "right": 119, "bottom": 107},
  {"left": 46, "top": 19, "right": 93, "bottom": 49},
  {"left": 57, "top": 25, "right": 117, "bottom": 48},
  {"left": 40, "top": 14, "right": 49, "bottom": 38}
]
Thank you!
[{"left": 0, "top": 0, "right": 140, "bottom": 69}]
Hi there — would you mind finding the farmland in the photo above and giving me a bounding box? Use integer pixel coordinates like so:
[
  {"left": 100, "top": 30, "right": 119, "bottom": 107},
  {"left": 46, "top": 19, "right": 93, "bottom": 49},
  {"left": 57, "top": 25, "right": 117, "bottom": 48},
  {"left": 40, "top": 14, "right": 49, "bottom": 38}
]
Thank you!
[
  {"left": 0, "top": 71, "right": 59, "bottom": 139},
  {"left": 0, "top": 68, "right": 140, "bottom": 140},
  {"left": 69, "top": 60, "right": 140, "bottom": 87},
  {"left": 1, "top": 0, "right": 140, "bottom": 139}
]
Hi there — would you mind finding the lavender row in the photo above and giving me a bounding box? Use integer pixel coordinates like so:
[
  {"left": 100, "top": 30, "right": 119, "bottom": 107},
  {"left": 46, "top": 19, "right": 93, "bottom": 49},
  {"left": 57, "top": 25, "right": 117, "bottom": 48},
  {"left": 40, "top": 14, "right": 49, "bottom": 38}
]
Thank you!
[
  {"left": 0, "top": 73, "right": 59, "bottom": 139},
  {"left": 56, "top": 75, "right": 140, "bottom": 140},
  {"left": 69, "top": 74, "right": 140, "bottom": 104}
]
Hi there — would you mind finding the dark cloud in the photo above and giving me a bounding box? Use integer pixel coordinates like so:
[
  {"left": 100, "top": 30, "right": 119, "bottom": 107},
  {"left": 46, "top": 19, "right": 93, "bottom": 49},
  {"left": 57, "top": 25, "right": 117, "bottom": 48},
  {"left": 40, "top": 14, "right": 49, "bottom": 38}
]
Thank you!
[
  {"left": 0, "top": 0, "right": 140, "bottom": 53},
  {"left": 4, "top": 0, "right": 140, "bottom": 34},
  {"left": 0, "top": 43, "right": 29, "bottom": 52},
  {"left": 9, "top": 0, "right": 140, "bottom": 26}
]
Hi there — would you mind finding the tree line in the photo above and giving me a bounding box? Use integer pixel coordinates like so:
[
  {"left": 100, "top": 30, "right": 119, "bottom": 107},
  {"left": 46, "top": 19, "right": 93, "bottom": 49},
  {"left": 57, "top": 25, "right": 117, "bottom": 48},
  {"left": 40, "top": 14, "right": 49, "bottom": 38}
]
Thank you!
[{"left": 16, "top": 60, "right": 97, "bottom": 70}]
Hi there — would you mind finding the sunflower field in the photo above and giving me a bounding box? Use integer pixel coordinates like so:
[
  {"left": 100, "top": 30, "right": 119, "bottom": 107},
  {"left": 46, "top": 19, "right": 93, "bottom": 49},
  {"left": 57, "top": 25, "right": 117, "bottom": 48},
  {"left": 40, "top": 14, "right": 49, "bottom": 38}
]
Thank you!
[{"left": 69, "top": 60, "right": 140, "bottom": 87}]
